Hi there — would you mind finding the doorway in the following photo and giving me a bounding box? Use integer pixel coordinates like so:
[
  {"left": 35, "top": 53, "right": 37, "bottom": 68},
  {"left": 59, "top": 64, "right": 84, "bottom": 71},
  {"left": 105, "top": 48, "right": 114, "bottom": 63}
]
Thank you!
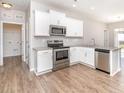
[
  {"left": 0, "top": 21, "right": 25, "bottom": 66},
  {"left": 3, "top": 23, "right": 22, "bottom": 63}
]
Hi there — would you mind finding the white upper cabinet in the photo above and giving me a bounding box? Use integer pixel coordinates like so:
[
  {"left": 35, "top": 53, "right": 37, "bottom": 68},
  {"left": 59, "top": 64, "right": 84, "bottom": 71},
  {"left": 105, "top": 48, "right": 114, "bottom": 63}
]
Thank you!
[
  {"left": 34, "top": 10, "right": 84, "bottom": 37},
  {"left": 49, "top": 10, "right": 67, "bottom": 26},
  {"left": 34, "top": 10, "right": 50, "bottom": 36},
  {"left": 66, "top": 17, "right": 83, "bottom": 37}
]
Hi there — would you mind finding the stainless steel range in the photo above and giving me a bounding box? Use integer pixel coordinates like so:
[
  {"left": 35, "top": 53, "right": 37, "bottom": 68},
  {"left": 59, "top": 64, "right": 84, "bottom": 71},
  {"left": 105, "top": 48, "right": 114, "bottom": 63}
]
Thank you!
[{"left": 47, "top": 40, "right": 70, "bottom": 71}]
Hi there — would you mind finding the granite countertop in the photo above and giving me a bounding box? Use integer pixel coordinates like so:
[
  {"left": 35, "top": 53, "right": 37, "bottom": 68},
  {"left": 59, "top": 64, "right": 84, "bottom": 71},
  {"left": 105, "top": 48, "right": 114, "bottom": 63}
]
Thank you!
[
  {"left": 69, "top": 45, "right": 95, "bottom": 48},
  {"left": 33, "top": 47, "right": 53, "bottom": 51},
  {"left": 69, "top": 45, "right": 121, "bottom": 51},
  {"left": 33, "top": 45, "right": 121, "bottom": 51},
  {"left": 94, "top": 46, "right": 121, "bottom": 51}
]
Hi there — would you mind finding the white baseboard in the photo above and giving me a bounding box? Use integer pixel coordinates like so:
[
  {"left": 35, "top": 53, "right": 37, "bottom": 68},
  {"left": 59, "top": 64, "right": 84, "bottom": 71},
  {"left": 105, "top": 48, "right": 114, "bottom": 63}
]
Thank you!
[
  {"left": 70, "top": 61, "right": 95, "bottom": 69},
  {"left": 0, "top": 62, "right": 3, "bottom": 66},
  {"left": 110, "top": 69, "right": 121, "bottom": 76},
  {"left": 34, "top": 70, "right": 52, "bottom": 76},
  {"left": 32, "top": 61, "right": 95, "bottom": 76},
  {"left": 30, "top": 68, "right": 34, "bottom": 72},
  {"left": 70, "top": 61, "right": 80, "bottom": 66},
  {"left": 0, "top": 58, "right": 3, "bottom": 66},
  {"left": 3, "top": 55, "right": 22, "bottom": 58},
  {"left": 79, "top": 62, "right": 95, "bottom": 69}
]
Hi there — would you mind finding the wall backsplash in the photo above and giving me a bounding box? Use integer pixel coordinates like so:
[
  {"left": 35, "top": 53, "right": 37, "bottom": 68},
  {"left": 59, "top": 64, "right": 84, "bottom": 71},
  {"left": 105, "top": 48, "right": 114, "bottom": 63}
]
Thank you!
[{"left": 32, "top": 37, "right": 84, "bottom": 48}]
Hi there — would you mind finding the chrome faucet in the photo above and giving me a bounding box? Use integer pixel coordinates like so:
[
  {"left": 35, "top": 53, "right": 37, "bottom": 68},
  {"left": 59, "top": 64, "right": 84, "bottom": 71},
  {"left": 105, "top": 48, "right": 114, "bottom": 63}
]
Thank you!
[{"left": 91, "top": 38, "right": 96, "bottom": 46}]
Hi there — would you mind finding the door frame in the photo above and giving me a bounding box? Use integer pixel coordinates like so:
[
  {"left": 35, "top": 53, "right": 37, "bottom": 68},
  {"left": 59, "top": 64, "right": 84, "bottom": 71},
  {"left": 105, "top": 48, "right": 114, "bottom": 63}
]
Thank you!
[{"left": 0, "top": 21, "right": 26, "bottom": 66}]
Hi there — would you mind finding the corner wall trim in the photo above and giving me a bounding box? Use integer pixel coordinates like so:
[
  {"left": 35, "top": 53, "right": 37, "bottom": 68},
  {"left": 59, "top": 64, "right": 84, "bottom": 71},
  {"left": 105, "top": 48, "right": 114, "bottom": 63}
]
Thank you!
[
  {"left": 0, "top": 62, "right": 3, "bottom": 66},
  {"left": 30, "top": 68, "right": 34, "bottom": 72}
]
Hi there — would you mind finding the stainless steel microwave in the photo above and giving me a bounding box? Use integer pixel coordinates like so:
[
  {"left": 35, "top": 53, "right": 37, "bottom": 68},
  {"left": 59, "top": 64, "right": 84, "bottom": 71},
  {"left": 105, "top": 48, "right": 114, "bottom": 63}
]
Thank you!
[{"left": 49, "top": 25, "right": 66, "bottom": 36}]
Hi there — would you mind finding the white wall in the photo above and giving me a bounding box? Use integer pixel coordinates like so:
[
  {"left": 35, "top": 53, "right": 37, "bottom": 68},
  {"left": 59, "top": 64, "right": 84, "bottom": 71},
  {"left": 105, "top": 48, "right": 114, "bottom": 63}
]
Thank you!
[
  {"left": 3, "top": 23, "right": 22, "bottom": 57},
  {"left": 0, "top": 22, "right": 3, "bottom": 65},
  {"left": 29, "top": 0, "right": 106, "bottom": 71},
  {"left": 107, "top": 21, "right": 124, "bottom": 47},
  {"left": 25, "top": 4, "right": 31, "bottom": 64},
  {"left": 0, "top": 8, "right": 25, "bottom": 23}
]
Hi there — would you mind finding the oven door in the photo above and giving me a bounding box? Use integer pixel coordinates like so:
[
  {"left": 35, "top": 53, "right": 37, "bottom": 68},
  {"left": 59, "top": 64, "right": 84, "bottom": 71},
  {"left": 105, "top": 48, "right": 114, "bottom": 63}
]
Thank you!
[
  {"left": 50, "top": 25, "right": 66, "bottom": 36},
  {"left": 54, "top": 48, "right": 69, "bottom": 64}
]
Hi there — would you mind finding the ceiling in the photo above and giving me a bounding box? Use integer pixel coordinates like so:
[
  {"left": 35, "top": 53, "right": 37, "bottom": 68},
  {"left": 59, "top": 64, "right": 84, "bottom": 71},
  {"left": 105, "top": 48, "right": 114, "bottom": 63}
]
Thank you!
[
  {"left": 37, "top": 0, "right": 124, "bottom": 23},
  {"left": 1, "top": 0, "right": 124, "bottom": 23},
  {"left": 0, "top": 0, "right": 29, "bottom": 11}
]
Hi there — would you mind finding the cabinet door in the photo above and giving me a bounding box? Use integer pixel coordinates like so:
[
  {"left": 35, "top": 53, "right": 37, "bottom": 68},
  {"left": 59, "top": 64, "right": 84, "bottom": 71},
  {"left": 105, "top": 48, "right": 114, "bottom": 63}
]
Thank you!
[
  {"left": 77, "top": 47, "right": 85, "bottom": 62},
  {"left": 85, "top": 48, "right": 95, "bottom": 66},
  {"left": 66, "top": 17, "right": 83, "bottom": 37},
  {"left": 70, "top": 47, "right": 79, "bottom": 63},
  {"left": 37, "top": 50, "right": 53, "bottom": 73},
  {"left": 75, "top": 20, "right": 83, "bottom": 37},
  {"left": 50, "top": 10, "right": 66, "bottom": 26},
  {"left": 35, "top": 10, "right": 50, "bottom": 36}
]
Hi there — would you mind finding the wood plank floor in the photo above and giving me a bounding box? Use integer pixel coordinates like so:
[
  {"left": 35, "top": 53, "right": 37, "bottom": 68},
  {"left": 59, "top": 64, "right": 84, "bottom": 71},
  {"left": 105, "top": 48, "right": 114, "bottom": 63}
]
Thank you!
[{"left": 1, "top": 57, "right": 124, "bottom": 93}]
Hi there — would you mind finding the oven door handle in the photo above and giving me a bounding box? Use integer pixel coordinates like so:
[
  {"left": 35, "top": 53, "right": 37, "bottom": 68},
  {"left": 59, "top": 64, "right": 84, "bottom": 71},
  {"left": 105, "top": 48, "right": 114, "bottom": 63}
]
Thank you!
[{"left": 54, "top": 48, "right": 69, "bottom": 52}]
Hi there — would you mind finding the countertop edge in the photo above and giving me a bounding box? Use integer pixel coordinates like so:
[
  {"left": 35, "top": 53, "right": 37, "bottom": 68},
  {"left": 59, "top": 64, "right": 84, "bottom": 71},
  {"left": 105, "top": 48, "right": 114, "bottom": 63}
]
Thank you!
[{"left": 33, "top": 47, "right": 53, "bottom": 51}]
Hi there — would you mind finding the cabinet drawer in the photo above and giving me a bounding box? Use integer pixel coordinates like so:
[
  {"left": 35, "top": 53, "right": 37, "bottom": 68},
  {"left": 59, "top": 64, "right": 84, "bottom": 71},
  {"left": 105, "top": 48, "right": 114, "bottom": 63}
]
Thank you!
[{"left": 38, "top": 50, "right": 52, "bottom": 55}]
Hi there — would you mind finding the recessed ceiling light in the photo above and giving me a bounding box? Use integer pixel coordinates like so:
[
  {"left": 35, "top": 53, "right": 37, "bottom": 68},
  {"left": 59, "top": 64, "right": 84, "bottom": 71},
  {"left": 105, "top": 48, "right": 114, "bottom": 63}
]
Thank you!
[
  {"left": 1, "top": 2, "right": 13, "bottom": 9},
  {"left": 90, "top": 7, "right": 95, "bottom": 10},
  {"left": 73, "top": 4, "right": 76, "bottom": 7}
]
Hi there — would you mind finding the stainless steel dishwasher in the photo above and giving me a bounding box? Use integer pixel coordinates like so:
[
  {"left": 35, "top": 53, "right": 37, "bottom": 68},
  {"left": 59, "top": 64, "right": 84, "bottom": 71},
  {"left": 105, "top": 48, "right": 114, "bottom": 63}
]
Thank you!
[{"left": 95, "top": 49, "right": 110, "bottom": 74}]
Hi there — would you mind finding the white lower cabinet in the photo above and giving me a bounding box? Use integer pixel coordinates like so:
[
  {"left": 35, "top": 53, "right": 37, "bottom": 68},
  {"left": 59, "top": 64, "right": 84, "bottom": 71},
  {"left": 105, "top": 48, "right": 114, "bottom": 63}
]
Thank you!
[
  {"left": 34, "top": 47, "right": 94, "bottom": 75},
  {"left": 70, "top": 47, "right": 85, "bottom": 64},
  {"left": 70, "top": 47, "right": 95, "bottom": 67},
  {"left": 82, "top": 48, "right": 95, "bottom": 67},
  {"left": 36, "top": 50, "right": 53, "bottom": 74},
  {"left": 70, "top": 47, "right": 80, "bottom": 64}
]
